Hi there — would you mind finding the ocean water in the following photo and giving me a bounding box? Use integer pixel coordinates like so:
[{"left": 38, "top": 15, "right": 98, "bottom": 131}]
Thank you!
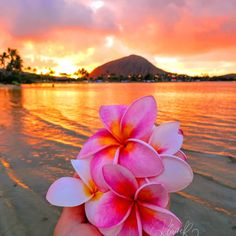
[{"left": 0, "top": 82, "right": 235, "bottom": 235}]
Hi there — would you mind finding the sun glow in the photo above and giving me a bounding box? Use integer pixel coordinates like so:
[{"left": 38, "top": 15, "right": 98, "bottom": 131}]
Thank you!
[
  {"left": 154, "top": 56, "right": 182, "bottom": 73},
  {"left": 39, "top": 68, "right": 51, "bottom": 75},
  {"left": 54, "top": 59, "right": 77, "bottom": 76},
  {"left": 32, "top": 56, "right": 97, "bottom": 78},
  {"left": 105, "top": 36, "right": 114, "bottom": 48},
  {"left": 35, "top": 60, "right": 78, "bottom": 77},
  {"left": 154, "top": 56, "right": 197, "bottom": 75}
]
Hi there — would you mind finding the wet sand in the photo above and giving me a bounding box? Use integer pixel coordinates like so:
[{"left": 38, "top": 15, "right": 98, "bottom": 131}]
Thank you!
[{"left": 0, "top": 149, "right": 235, "bottom": 236}]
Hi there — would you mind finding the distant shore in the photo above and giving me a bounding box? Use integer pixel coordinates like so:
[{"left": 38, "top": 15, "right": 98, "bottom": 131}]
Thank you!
[
  {"left": 1, "top": 68, "right": 236, "bottom": 85},
  {"left": 1, "top": 80, "right": 236, "bottom": 88}
]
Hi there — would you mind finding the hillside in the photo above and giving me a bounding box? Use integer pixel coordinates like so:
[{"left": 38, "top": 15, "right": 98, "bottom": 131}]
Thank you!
[{"left": 90, "top": 54, "right": 166, "bottom": 78}]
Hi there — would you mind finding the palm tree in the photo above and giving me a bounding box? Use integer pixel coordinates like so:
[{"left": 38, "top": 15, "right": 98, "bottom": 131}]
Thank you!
[
  {"left": 49, "top": 68, "right": 55, "bottom": 76},
  {"left": 79, "top": 68, "right": 89, "bottom": 78},
  {"left": 0, "top": 51, "right": 9, "bottom": 69},
  {"left": 26, "top": 66, "right": 31, "bottom": 71},
  {"left": 5, "top": 48, "right": 23, "bottom": 72},
  {"left": 8, "top": 48, "right": 17, "bottom": 57},
  {"left": 14, "top": 55, "right": 23, "bottom": 71}
]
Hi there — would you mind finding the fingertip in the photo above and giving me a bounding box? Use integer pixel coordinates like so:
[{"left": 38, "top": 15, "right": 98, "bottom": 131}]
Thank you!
[{"left": 62, "top": 205, "right": 86, "bottom": 223}]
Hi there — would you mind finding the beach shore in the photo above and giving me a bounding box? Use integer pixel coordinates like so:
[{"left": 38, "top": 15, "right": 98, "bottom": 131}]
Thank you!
[
  {"left": 0, "top": 150, "right": 235, "bottom": 236},
  {"left": 0, "top": 82, "right": 236, "bottom": 236}
]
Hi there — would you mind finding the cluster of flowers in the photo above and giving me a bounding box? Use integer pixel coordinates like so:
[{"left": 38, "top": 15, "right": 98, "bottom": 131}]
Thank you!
[{"left": 46, "top": 96, "right": 193, "bottom": 236}]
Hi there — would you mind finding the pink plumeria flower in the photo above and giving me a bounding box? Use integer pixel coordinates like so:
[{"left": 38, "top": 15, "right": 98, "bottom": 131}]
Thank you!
[
  {"left": 85, "top": 164, "right": 182, "bottom": 236},
  {"left": 149, "top": 121, "right": 187, "bottom": 160},
  {"left": 78, "top": 96, "right": 164, "bottom": 191},
  {"left": 46, "top": 159, "right": 100, "bottom": 207},
  {"left": 147, "top": 121, "right": 193, "bottom": 192},
  {"left": 149, "top": 121, "right": 184, "bottom": 156},
  {"left": 147, "top": 154, "right": 193, "bottom": 192}
]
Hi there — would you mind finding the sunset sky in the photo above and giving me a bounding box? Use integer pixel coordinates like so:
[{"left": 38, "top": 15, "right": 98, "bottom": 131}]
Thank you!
[{"left": 0, "top": 0, "right": 236, "bottom": 76}]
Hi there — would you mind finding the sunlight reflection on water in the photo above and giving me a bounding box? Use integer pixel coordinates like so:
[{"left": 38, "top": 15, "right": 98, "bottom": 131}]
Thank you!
[{"left": 0, "top": 82, "right": 236, "bottom": 188}]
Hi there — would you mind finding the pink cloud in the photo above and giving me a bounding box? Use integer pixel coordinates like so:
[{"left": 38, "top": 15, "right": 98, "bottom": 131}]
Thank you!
[
  {"left": 0, "top": 0, "right": 235, "bottom": 75},
  {"left": 105, "top": 0, "right": 236, "bottom": 55},
  {"left": 0, "top": 0, "right": 118, "bottom": 39}
]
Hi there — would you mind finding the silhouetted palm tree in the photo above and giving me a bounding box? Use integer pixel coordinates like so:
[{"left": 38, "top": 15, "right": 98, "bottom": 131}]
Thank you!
[
  {"left": 49, "top": 68, "right": 55, "bottom": 75},
  {"left": 5, "top": 48, "right": 23, "bottom": 71},
  {"left": 14, "top": 55, "right": 23, "bottom": 71},
  {"left": 0, "top": 51, "right": 9, "bottom": 69}
]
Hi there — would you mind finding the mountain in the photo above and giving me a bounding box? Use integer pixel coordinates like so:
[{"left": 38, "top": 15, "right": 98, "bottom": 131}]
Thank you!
[
  {"left": 89, "top": 54, "right": 166, "bottom": 78},
  {"left": 216, "top": 73, "right": 236, "bottom": 80}
]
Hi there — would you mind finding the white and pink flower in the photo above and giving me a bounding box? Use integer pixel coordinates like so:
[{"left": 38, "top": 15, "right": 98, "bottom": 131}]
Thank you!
[
  {"left": 78, "top": 96, "right": 164, "bottom": 191},
  {"left": 46, "top": 95, "right": 194, "bottom": 236}
]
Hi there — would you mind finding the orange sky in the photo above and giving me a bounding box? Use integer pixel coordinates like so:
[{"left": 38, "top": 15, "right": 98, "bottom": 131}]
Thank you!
[{"left": 0, "top": 0, "right": 235, "bottom": 76}]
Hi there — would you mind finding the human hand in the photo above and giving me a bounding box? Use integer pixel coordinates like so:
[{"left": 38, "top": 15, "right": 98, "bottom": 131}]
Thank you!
[{"left": 54, "top": 205, "right": 102, "bottom": 236}]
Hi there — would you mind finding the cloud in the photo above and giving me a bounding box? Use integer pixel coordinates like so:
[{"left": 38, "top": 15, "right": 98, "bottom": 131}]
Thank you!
[
  {"left": 0, "top": 0, "right": 235, "bottom": 75},
  {"left": 1, "top": 0, "right": 236, "bottom": 55},
  {"left": 104, "top": 0, "right": 236, "bottom": 56},
  {"left": 0, "top": 0, "right": 117, "bottom": 38},
  {"left": 154, "top": 47, "right": 236, "bottom": 75}
]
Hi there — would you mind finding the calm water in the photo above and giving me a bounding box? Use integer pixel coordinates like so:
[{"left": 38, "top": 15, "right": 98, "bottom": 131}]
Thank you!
[{"left": 0, "top": 82, "right": 236, "bottom": 235}]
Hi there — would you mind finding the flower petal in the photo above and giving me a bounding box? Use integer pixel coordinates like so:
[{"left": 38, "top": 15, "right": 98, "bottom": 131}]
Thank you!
[
  {"left": 102, "top": 164, "right": 138, "bottom": 199},
  {"left": 46, "top": 177, "right": 92, "bottom": 207},
  {"left": 136, "top": 178, "right": 147, "bottom": 187},
  {"left": 149, "top": 155, "right": 193, "bottom": 192},
  {"left": 71, "top": 159, "right": 92, "bottom": 188},
  {"left": 99, "top": 225, "right": 123, "bottom": 236},
  {"left": 149, "top": 122, "right": 183, "bottom": 155},
  {"left": 174, "top": 150, "right": 187, "bottom": 161},
  {"left": 139, "top": 203, "right": 182, "bottom": 236},
  {"left": 119, "top": 139, "right": 163, "bottom": 178},
  {"left": 135, "top": 183, "right": 169, "bottom": 208},
  {"left": 91, "top": 146, "right": 118, "bottom": 192},
  {"left": 120, "top": 96, "right": 157, "bottom": 140},
  {"left": 85, "top": 191, "right": 132, "bottom": 228},
  {"left": 78, "top": 128, "right": 119, "bottom": 158},
  {"left": 118, "top": 205, "right": 142, "bottom": 236},
  {"left": 99, "top": 105, "right": 127, "bottom": 140}
]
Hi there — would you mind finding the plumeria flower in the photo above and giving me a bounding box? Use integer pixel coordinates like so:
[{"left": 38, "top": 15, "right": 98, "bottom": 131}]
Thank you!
[
  {"left": 147, "top": 121, "right": 193, "bottom": 192},
  {"left": 147, "top": 154, "right": 193, "bottom": 192},
  {"left": 149, "top": 121, "right": 187, "bottom": 160},
  {"left": 46, "top": 159, "right": 100, "bottom": 207},
  {"left": 86, "top": 164, "right": 182, "bottom": 236},
  {"left": 46, "top": 95, "right": 194, "bottom": 236},
  {"left": 149, "top": 121, "right": 184, "bottom": 156},
  {"left": 78, "top": 96, "right": 164, "bottom": 191}
]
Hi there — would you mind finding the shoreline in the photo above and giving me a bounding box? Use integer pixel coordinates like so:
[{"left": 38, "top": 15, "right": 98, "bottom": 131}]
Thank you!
[
  {"left": 1, "top": 80, "right": 236, "bottom": 88},
  {"left": 0, "top": 154, "right": 235, "bottom": 236}
]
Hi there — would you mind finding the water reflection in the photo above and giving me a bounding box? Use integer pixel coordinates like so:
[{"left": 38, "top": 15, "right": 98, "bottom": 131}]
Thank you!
[
  {"left": 2, "top": 83, "right": 236, "bottom": 161},
  {"left": 0, "top": 158, "right": 30, "bottom": 190},
  {"left": 1, "top": 83, "right": 236, "bottom": 189}
]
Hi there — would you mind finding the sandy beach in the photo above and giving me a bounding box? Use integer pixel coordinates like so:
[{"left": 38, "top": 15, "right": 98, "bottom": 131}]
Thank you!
[
  {"left": 0, "top": 151, "right": 235, "bottom": 236},
  {"left": 0, "top": 83, "right": 236, "bottom": 236}
]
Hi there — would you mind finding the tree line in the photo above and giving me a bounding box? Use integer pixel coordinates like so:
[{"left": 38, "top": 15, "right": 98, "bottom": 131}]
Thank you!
[{"left": 0, "top": 48, "right": 23, "bottom": 72}]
